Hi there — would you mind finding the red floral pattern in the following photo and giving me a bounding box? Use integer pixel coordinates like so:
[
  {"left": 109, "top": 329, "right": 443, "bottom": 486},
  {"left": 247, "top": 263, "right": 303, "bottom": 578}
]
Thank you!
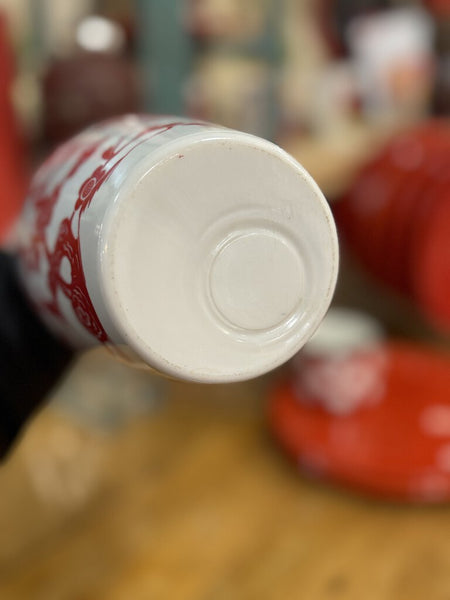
[{"left": 21, "top": 118, "right": 204, "bottom": 344}]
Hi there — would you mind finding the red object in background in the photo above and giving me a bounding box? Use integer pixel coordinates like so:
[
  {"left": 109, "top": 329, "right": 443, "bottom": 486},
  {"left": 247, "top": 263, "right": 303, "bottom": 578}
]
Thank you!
[
  {"left": 414, "top": 183, "right": 450, "bottom": 330},
  {"left": 424, "top": 0, "right": 450, "bottom": 17},
  {"left": 0, "top": 14, "right": 28, "bottom": 244},
  {"left": 333, "top": 120, "right": 450, "bottom": 333},
  {"left": 269, "top": 342, "right": 450, "bottom": 502}
]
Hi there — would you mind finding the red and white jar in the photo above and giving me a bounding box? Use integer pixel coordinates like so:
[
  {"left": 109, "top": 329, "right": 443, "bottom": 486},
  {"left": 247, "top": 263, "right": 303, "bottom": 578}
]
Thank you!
[{"left": 17, "top": 114, "right": 338, "bottom": 382}]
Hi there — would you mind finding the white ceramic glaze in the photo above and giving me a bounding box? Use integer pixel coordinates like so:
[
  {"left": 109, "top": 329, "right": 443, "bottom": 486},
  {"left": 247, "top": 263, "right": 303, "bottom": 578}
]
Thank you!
[
  {"left": 18, "top": 115, "right": 338, "bottom": 382},
  {"left": 300, "top": 307, "right": 385, "bottom": 357},
  {"left": 292, "top": 308, "right": 386, "bottom": 414}
]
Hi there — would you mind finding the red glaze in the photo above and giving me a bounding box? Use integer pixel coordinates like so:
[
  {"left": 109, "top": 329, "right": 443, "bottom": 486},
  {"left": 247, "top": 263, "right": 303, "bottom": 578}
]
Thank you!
[
  {"left": 333, "top": 120, "right": 450, "bottom": 331},
  {"left": 269, "top": 342, "right": 450, "bottom": 502},
  {"left": 20, "top": 120, "right": 201, "bottom": 342}
]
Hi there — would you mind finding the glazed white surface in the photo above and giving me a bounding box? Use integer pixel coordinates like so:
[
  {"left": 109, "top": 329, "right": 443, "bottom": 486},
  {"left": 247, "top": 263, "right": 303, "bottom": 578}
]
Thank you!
[
  {"left": 97, "top": 130, "right": 338, "bottom": 382},
  {"left": 19, "top": 115, "right": 339, "bottom": 382}
]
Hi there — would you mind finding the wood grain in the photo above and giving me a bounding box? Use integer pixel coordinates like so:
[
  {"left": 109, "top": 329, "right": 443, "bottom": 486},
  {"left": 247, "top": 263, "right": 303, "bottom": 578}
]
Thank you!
[{"left": 1, "top": 349, "right": 450, "bottom": 600}]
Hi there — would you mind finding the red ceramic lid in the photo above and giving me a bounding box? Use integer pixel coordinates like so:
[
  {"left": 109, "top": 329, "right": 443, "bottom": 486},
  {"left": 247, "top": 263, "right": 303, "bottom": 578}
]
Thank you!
[
  {"left": 382, "top": 167, "right": 436, "bottom": 294},
  {"left": 412, "top": 180, "right": 450, "bottom": 332},
  {"left": 424, "top": 0, "right": 450, "bottom": 17},
  {"left": 269, "top": 342, "right": 450, "bottom": 502},
  {"left": 379, "top": 126, "right": 449, "bottom": 292},
  {"left": 334, "top": 120, "right": 450, "bottom": 302}
]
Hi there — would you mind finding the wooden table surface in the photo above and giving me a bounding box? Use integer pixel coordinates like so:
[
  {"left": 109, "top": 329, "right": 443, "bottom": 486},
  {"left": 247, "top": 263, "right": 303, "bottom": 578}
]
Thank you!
[{"left": 1, "top": 349, "right": 450, "bottom": 600}]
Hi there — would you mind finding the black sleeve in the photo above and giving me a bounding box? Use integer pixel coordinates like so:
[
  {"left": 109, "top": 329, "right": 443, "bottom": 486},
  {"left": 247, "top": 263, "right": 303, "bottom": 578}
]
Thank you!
[{"left": 0, "top": 251, "right": 74, "bottom": 458}]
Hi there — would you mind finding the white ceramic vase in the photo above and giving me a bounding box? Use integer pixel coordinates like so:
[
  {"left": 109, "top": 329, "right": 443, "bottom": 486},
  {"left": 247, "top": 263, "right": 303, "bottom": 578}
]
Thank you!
[{"left": 17, "top": 115, "right": 338, "bottom": 383}]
